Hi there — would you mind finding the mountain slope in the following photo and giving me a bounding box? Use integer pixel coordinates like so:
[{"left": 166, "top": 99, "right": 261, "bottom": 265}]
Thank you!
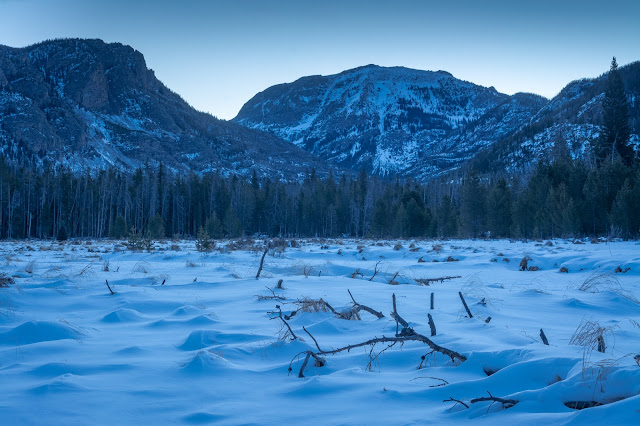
[
  {"left": 0, "top": 39, "right": 326, "bottom": 178},
  {"left": 235, "top": 63, "right": 639, "bottom": 179},
  {"left": 234, "top": 65, "right": 547, "bottom": 178},
  {"left": 471, "top": 61, "right": 640, "bottom": 173}
]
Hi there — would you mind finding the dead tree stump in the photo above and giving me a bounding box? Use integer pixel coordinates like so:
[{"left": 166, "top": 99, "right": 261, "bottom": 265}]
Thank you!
[
  {"left": 540, "top": 329, "right": 549, "bottom": 345},
  {"left": 428, "top": 313, "right": 436, "bottom": 336}
]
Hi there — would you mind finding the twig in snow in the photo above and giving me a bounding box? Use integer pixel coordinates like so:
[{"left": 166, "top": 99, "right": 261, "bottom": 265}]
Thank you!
[
  {"left": 105, "top": 279, "right": 115, "bottom": 295},
  {"left": 443, "top": 397, "right": 469, "bottom": 410}
]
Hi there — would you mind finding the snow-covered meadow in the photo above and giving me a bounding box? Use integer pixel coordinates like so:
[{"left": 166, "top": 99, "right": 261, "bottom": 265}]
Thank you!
[{"left": 1, "top": 238, "right": 639, "bottom": 424}]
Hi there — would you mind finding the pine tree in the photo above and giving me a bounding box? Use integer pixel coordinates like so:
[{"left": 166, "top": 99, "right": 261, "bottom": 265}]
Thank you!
[
  {"left": 196, "top": 226, "right": 213, "bottom": 251},
  {"left": 109, "top": 215, "right": 127, "bottom": 239},
  {"left": 147, "top": 214, "right": 165, "bottom": 240},
  {"left": 223, "top": 205, "right": 243, "bottom": 238},
  {"left": 597, "top": 57, "right": 633, "bottom": 165},
  {"left": 437, "top": 194, "right": 458, "bottom": 237},
  {"left": 459, "top": 169, "right": 486, "bottom": 237}
]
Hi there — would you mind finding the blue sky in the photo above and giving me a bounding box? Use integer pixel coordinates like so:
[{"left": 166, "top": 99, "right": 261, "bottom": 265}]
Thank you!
[{"left": 1, "top": 0, "right": 639, "bottom": 119}]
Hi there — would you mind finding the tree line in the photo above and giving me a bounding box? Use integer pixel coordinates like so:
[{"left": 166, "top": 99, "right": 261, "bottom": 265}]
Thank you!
[{"left": 0, "top": 153, "right": 637, "bottom": 241}]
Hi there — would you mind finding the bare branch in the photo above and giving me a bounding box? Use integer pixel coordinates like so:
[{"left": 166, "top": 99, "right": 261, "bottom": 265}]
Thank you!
[
  {"left": 368, "top": 261, "right": 382, "bottom": 281},
  {"left": 268, "top": 305, "right": 297, "bottom": 340}
]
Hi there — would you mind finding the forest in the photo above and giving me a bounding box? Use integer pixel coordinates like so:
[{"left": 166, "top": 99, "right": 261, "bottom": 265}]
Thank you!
[{"left": 0, "top": 152, "right": 638, "bottom": 241}]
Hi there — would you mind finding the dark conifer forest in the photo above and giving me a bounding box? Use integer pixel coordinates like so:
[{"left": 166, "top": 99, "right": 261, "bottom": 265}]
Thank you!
[{"left": 1, "top": 154, "right": 638, "bottom": 241}]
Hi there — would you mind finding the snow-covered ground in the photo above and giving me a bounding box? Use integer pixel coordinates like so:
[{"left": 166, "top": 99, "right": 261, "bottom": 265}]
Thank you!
[{"left": 1, "top": 239, "right": 639, "bottom": 424}]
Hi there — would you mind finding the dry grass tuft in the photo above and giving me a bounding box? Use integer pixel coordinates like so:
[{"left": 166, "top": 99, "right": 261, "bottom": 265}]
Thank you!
[{"left": 0, "top": 273, "right": 15, "bottom": 288}]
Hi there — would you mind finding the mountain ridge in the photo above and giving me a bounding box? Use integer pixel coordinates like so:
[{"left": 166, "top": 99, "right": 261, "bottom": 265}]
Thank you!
[
  {"left": 0, "top": 38, "right": 329, "bottom": 179},
  {"left": 234, "top": 61, "right": 639, "bottom": 179}
]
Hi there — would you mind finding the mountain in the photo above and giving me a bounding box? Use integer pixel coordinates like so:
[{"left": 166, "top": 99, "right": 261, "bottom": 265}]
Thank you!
[
  {"left": 0, "top": 38, "right": 327, "bottom": 179},
  {"left": 471, "top": 61, "right": 640, "bottom": 173},
  {"left": 234, "top": 63, "right": 639, "bottom": 179}
]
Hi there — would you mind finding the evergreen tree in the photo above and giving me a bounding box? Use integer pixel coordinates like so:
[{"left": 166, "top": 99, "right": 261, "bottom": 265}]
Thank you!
[
  {"left": 486, "top": 178, "right": 512, "bottom": 238},
  {"left": 109, "top": 215, "right": 127, "bottom": 239},
  {"left": 205, "top": 213, "right": 224, "bottom": 239},
  {"left": 56, "top": 225, "right": 68, "bottom": 241},
  {"left": 609, "top": 179, "right": 634, "bottom": 237},
  {"left": 196, "top": 226, "right": 213, "bottom": 251},
  {"left": 437, "top": 194, "right": 458, "bottom": 237},
  {"left": 147, "top": 214, "right": 165, "bottom": 240},
  {"left": 223, "top": 205, "right": 243, "bottom": 238},
  {"left": 459, "top": 169, "right": 486, "bottom": 237},
  {"left": 597, "top": 57, "right": 633, "bottom": 165}
]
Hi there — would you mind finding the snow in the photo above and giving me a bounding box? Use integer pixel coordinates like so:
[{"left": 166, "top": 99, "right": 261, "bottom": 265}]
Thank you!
[{"left": 1, "top": 239, "right": 639, "bottom": 424}]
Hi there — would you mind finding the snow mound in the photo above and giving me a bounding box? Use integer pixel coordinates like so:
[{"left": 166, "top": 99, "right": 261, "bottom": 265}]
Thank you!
[
  {"left": 179, "top": 350, "right": 230, "bottom": 374},
  {"left": 178, "top": 330, "right": 218, "bottom": 351},
  {"left": 0, "top": 321, "right": 82, "bottom": 346},
  {"left": 101, "top": 308, "right": 146, "bottom": 323}
]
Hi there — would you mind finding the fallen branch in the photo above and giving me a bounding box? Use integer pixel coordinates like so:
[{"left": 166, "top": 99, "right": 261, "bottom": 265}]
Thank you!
[
  {"left": 470, "top": 391, "right": 518, "bottom": 409},
  {"left": 255, "top": 287, "right": 286, "bottom": 301},
  {"left": 410, "top": 376, "right": 449, "bottom": 387},
  {"left": 348, "top": 289, "right": 385, "bottom": 319},
  {"left": 443, "top": 397, "right": 469, "bottom": 410},
  {"left": 415, "top": 275, "right": 462, "bottom": 285}
]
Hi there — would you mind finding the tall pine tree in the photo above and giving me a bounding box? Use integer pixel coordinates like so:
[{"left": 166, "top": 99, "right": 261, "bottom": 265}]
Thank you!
[{"left": 597, "top": 57, "right": 633, "bottom": 165}]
